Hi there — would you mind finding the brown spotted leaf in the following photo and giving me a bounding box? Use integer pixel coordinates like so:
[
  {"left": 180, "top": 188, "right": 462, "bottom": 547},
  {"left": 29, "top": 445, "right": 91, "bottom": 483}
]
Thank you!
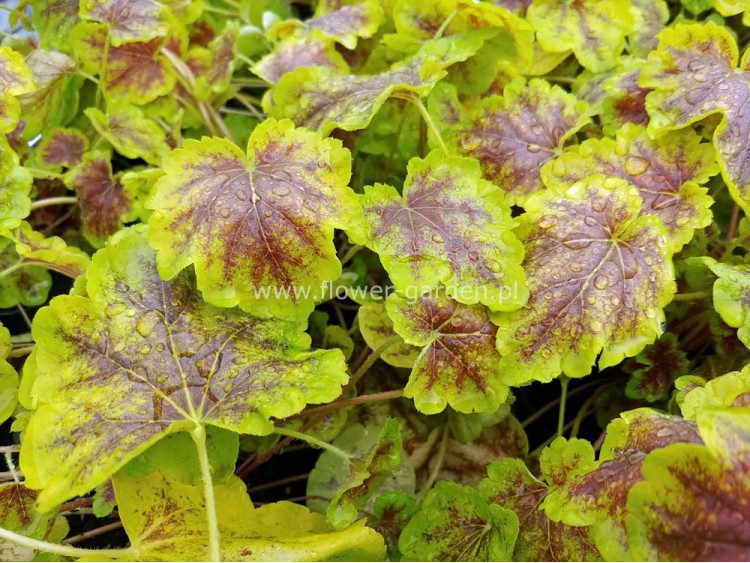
[
  {"left": 36, "top": 128, "right": 88, "bottom": 169},
  {"left": 19, "top": 226, "right": 348, "bottom": 511},
  {"left": 387, "top": 291, "right": 510, "bottom": 415},
  {"left": 146, "top": 118, "right": 357, "bottom": 321},
  {"left": 448, "top": 77, "right": 589, "bottom": 206},
  {"left": 495, "top": 176, "right": 676, "bottom": 384},
  {"left": 253, "top": 32, "right": 348, "bottom": 84},
  {"left": 80, "top": 0, "right": 169, "bottom": 45},
  {"left": 542, "top": 123, "right": 718, "bottom": 250}
]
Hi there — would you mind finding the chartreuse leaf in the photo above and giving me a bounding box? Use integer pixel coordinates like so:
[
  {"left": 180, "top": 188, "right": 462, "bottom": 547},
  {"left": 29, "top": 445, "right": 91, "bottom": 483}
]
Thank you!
[
  {"left": 0, "top": 325, "right": 18, "bottom": 427},
  {"left": 627, "top": 408, "right": 750, "bottom": 560},
  {"left": 147, "top": 118, "right": 356, "bottom": 321},
  {"left": 113, "top": 466, "right": 386, "bottom": 561},
  {"left": 541, "top": 409, "right": 701, "bottom": 560},
  {"left": 73, "top": 22, "right": 178, "bottom": 105},
  {"left": 19, "top": 226, "right": 348, "bottom": 511},
  {"left": 29, "top": 0, "right": 80, "bottom": 53},
  {"left": 18, "top": 49, "right": 81, "bottom": 141},
  {"left": 629, "top": 0, "right": 668, "bottom": 58},
  {"left": 193, "top": 22, "right": 239, "bottom": 101},
  {"left": 264, "top": 35, "right": 484, "bottom": 135},
  {"left": 64, "top": 151, "right": 133, "bottom": 246},
  {"left": 707, "top": 0, "right": 750, "bottom": 22},
  {"left": 357, "top": 301, "right": 419, "bottom": 368},
  {"left": 542, "top": 124, "right": 718, "bottom": 250},
  {"left": 479, "top": 458, "right": 601, "bottom": 561},
  {"left": 678, "top": 366, "right": 750, "bottom": 419},
  {"left": 598, "top": 58, "right": 650, "bottom": 136},
  {"left": 5, "top": 221, "right": 90, "bottom": 279},
  {"left": 0, "top": 136, "right": 32, "bottom": 232},
  {"left": 447, "top": 78, "right": 589, "bottom": 206},
  {"left": 307, "top": 419, "right": 404, "bottom": 529},
  {"left": 85, "top": 105, "right": 170, "bottom": 165},
  {"left": 625, "top": 333, "right": 690, "bottom": 402},
  {"left": 80, "top": 0, "right": 169, "bottom": 46},
  {"left": 354, "top": 151, "right": 527, "bottom": 312},
  {"left": 387, "top": 291, "right": 510, "bottom": 415},
  {"left": 399, "top": 481, "right": 519, "bottom": 561},
  {"left": 0, "top": 46, "right": 35, "bottom": 99},
  {"left": 0, "top": 237, "right": 52, "bottom": 309},
  {"left": 36, "top": 128, "right": 88, "bottom": 170},
  {"left": 494, "top": 176, "right": 676, "bottom": 385},
  {"left": 527, "top": 0, "right": 634, "bottom": 72},
  {"left": 701, "top": 258, "right": 750, "bottom": 350},
  {"left": 0, "top": 483, "right": 68, "bottom": 561},
  {"left": 641, "top": 22, "right": 750, "bottom": 213}
]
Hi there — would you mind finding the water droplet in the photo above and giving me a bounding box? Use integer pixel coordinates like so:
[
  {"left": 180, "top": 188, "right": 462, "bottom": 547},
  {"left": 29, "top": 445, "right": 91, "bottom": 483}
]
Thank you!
[
  {"left": 527, "top": 143, "right": 542, "bottom": 153},
  {"left": 263, "top": 209, "right": 273, "bottom": 218},
  {"left": 562, "top": 233, "right": 591, "bottom": 250},
  {"left": 272, "top": 185, "right": 290, "bottom": 197},
  {"left": 591, "top": 198, "right": 607, "bottom": 212},
  {"left": 156, "top": 343, "right": 166, "bottom": 353},
  {"left": 620, "top": 246, "right": 639, "bottom": 279},
  {"left": 484, "top": 260, "right": 502, "bottom": 273},
  {"left": 569, "top": 262, "right": 583, "bottom": 273},
  {"left": 432, "top": 233, "right": 445, "bottom": 244},
  {"left": 539, "top": 215, "right": 557, "bottom": 229},
  {"left": 624, "top": 155, "right": 650, "bottom": 176},
  {"left": 587, "top": 295, "right": 597, "bottom": 305},
  {"left": 223, "top": 383, "right": 234, "bottom": 394},
  {"left": 235, "top": 189, "right": 248, "bottom": 201},
  {"left": 467, "top": 251, "right": 478, "bottom": 261},
  {"left": 531, "top": 124, "right": 544, "bottom": 136},
  {"left": 693, "top": 72, "right": 708, "bottom": 83},
  {"left": 593, "top": 275, "right": 609, "bottom": 290},
  {"left": 688, "top": 60, "right": 705, "bottom": 72},
  {"left": 675, "top": 215, "right": 689, "bottom": 227},
  {"left": 461, "top": 135, "right": 482, "bottom": 150},
  {"left": 157, "top": 374, "right": 168, "bottom": 384},
  {"left": 139, "top": 344, "right": 151, "bottom": 355},
  {"left": 584, "top": 216, "right": 598, "bottom": 227},
  {"left": 590, "top": 320, "right": 603, "bottom": 332},
  {"left": 221, "top": 208, "right": 231, "bottom": 218},
  {"left": 685, "top": 88, "right": 706, "bottom": 105}
]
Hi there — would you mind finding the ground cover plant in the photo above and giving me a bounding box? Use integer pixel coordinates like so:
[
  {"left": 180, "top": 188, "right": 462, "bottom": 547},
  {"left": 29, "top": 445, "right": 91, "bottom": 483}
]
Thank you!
[{"left": 0, "top": 0, "right": 748, "bottom": 560}]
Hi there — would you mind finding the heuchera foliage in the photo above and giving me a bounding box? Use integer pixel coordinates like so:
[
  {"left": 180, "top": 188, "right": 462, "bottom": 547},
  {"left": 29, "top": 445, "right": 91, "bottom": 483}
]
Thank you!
[{"left": 0, "top": 0, "right": 749, "bottom": 561}]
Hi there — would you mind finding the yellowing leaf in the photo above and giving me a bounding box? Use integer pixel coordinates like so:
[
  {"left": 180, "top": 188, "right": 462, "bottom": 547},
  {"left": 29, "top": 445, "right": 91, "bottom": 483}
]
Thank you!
[
  {"left": 20, "top": 226, "right": 348, "bottom": 511},
  {"left": 0, "top": 136, "right": 32, "bottom": 231},
  {"left": 0, "top": 47, "right": 35, "bottom": 99},
  {"left": 0, "top": 325, "right": 18, "bottom": 427},
  {"left": 527, "top": 0, "right": 634, "bottom": 72},
  {"left": 80, "top": 0, "right": 169, "bottom": 46},
  {"left": 6, "top": 220, "right": 90, "bottom": 279},
  {"left": 448, "top": 78, "right": 589, "bottom": 206},
  {"left": 495, "top": 176, "right": 676, "bottom": 384},
  {"left": 542, "top": 124, "right": 718, "bottom": 250},
  {"left": 253, "top": 32, "right": 349, "bottom": 84},
  {"left": 147, "top": 118, "right": 356, "bottom": 321},
  {"left": 701, "top": 258, "right": 750, "bottom": 350},
  {"left": 86, "top": 105, "right": 170, "bottom": 165},
  {"left": 113, "top": 468, "right": 386, "bottom": 561},
  {"left": 388, "top": 291, "right": 510, "bottom": 414},
  {"left": 354, "top": 151, "right": 527, "bottom": 312},
  {"left": 358, "top": 301, "right": 419, "bottom": 368}
]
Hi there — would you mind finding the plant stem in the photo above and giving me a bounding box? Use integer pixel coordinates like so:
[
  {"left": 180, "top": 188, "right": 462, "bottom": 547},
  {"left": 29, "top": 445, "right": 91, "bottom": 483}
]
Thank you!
[
  {"left": 557, "top": 376, "right": 569, "bottom": 438},
  {"left": 727, "top": 204, "right": 741, "bottom": 241},
  {"left": 417, "top": 425, "right": 449, "bottom": 498},
  {"left": 63, "top": 521, "right": 123, "bottom": 544},
  {"left": 672, "top": 291, "right": 711, "bottom": 302},
  {"left": 30, "top": 196, "right": 78, "bottom": 210},
  {"left": 0, "top": 526, "right": 136, "bottom": 559},
  {"left": 191, "top": 425, "right": 221, "bottom": 562},
  {"left": 339, "top": 244, "right": 363, "bottom": 266},
  {"left": 343, "top": 335, "right": 403, "bottom": 394},
  {"left": 247, "top": 473, "right": 310, "bottom": 494},
  {"left": 0, "top": 263, "right": 24, "bottom": 280},
  {"left": 408, "top": 95, "right": 448, "bottom": 153},
  {"left": 293, "top": 389, "right": 404, "bottom": 419},
  {"left": 273, "top": 427, "right": 351, "bottom": 460}
]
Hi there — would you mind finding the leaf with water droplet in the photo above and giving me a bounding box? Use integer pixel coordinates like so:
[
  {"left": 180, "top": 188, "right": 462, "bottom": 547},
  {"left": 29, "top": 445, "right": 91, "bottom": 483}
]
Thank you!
[
  {"left": 527, "top": 0, "right": 634, "bottom": 72},
  {"left": 4, "top": 220, "right": 90, "bottom": 280},
  {"left": 446, "top": 77, "right": 589, "bottom": 206},
  {"left": 641, "top": 21, "right": 750, "bottom": 213},
  {"left": 146, "top": 118, "right": 357, "bottom": 321},
  {"left": 627, "top": 408, "right": 750, "bottom": 561},
  {"left": 263, "top": 35, "right": 484, "bottom": 135},
  {"left": 543, "top": 123, "right": 718, "bottom": 250},
  {"left": 307, "top": 418, "right": 404, "bottom": 529},
  {"left": 19, "top": 226, "right": 348, "bottom": 511},
  {"left": 399, "top": 481, "right": 519, "bottom": 561},
  {"left": 478, "top": 458, "right": 601, "bottom": 561},
  {"left": 701, "top": 258, "right": 750, "bottom": 351},
  {"left": 387, "top": 291, "right": 511, "bottom": 414},
  {"left": 494, "top": 176, "right": 676, "bottom": 384},
  {"left": 353, "top": 150, "right": 527, "bottom": 312},
  {"left": 541, "top": 409, "right": 701, "bottom": 560}
]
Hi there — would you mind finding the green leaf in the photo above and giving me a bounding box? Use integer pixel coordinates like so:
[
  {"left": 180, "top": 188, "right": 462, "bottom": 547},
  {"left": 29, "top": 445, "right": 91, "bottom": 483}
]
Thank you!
[
  {"left": 542, "top": 123, "right": 718, "bottom": 250},
  {"left": 370, "top": 491, "right": 418, "bottom": 560},
  {"left": 18, "top": 49, "right": 80, "bottom": 140},
  {"left": 64, "top": 151, "right": 132, "bottom": 245},
  {"left": 387, "top": 291, "right": 510, "bottom": 415},
  {"left": 627, "top": 409, "right": 750, "bottom": 560},
  {"left": 494, "top": 176, "right": 677, "bottom": 384},
  {"left": 527, "top": 0, "right": 634, "bottom": 72},
  {"left": 0, "top": 237, "right": 52, "bottom": 309},
  {"left": 307, "top": 419, "right": 404, "bottom": 529},
  {"left": 701, "top": 258, "right": 750, "bottom": 350},
  {"left": 0, "top": 324, "right": 18, "bottom": 427},
  {"left": 36, "top": 128, "right": 88, "bottom": 170},
  {"left": 263, "top": 35, "right": 484, "bottom": 135},
  {"left": 539, "top": 437, "right": 598, "bottom": 488},
  {"left": 19, "top": 225, "right": 348, "bottom": 511},
  {"left": 541, "top": 409, "right": 701, "bottom": 560},
  {"left": 479, "top": 458, "right": 601, "bottom": 561},
  {"left": 73, "top": 22, "right": 178, "bottom": 104},
  {"left": 354, "top": 150, "right": 527, "bottom": 312},
  {"left": 80, "top": 0, "right": 169, "bottom": 46},
  {"left": 678, "top": 366, "right": 750, "bottom": 419},
  {"left": 641, "top": 21, "right": 750, "bottom": 213},
  {"left": 625, "top": 333, "right": 690, "bottom": 402},
  {"left": 29, "top": 0, "right": 80, "bottom": 53},
  {"left": 0, "top": 483, "right": 68, "bottom": 561},
  {"left": 85, "top": 105, "right": 170, "bottom": 165},
  {"left": 0, "top": 137, "right": 32, "bottom": 232},
  {"left": 114, "top": 466, "right": 386, "bottom": 561},
  {"left": 357, "top": 301, "right": 419, "bottom": 368},
  {"left": 447, "top": 77, "right": 589, "bottom": 206},
  {"left": 398, "top": 481, "right": 519, "bottom": 561},
  {"left": 146, "top": 118, "right": 356, "bottom": 321}
]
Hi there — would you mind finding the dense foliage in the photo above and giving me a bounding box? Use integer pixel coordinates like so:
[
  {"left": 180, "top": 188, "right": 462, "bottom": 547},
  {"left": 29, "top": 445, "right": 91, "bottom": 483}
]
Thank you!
[{"left": 0, "top": 0, "right": 748, "bottom": 560}]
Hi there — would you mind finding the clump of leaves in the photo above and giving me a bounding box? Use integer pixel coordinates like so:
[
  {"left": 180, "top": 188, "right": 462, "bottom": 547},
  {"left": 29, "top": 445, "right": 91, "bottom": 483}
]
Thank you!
[{"left": 0, "top": 0, "right": 749, "bottom": 561}]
